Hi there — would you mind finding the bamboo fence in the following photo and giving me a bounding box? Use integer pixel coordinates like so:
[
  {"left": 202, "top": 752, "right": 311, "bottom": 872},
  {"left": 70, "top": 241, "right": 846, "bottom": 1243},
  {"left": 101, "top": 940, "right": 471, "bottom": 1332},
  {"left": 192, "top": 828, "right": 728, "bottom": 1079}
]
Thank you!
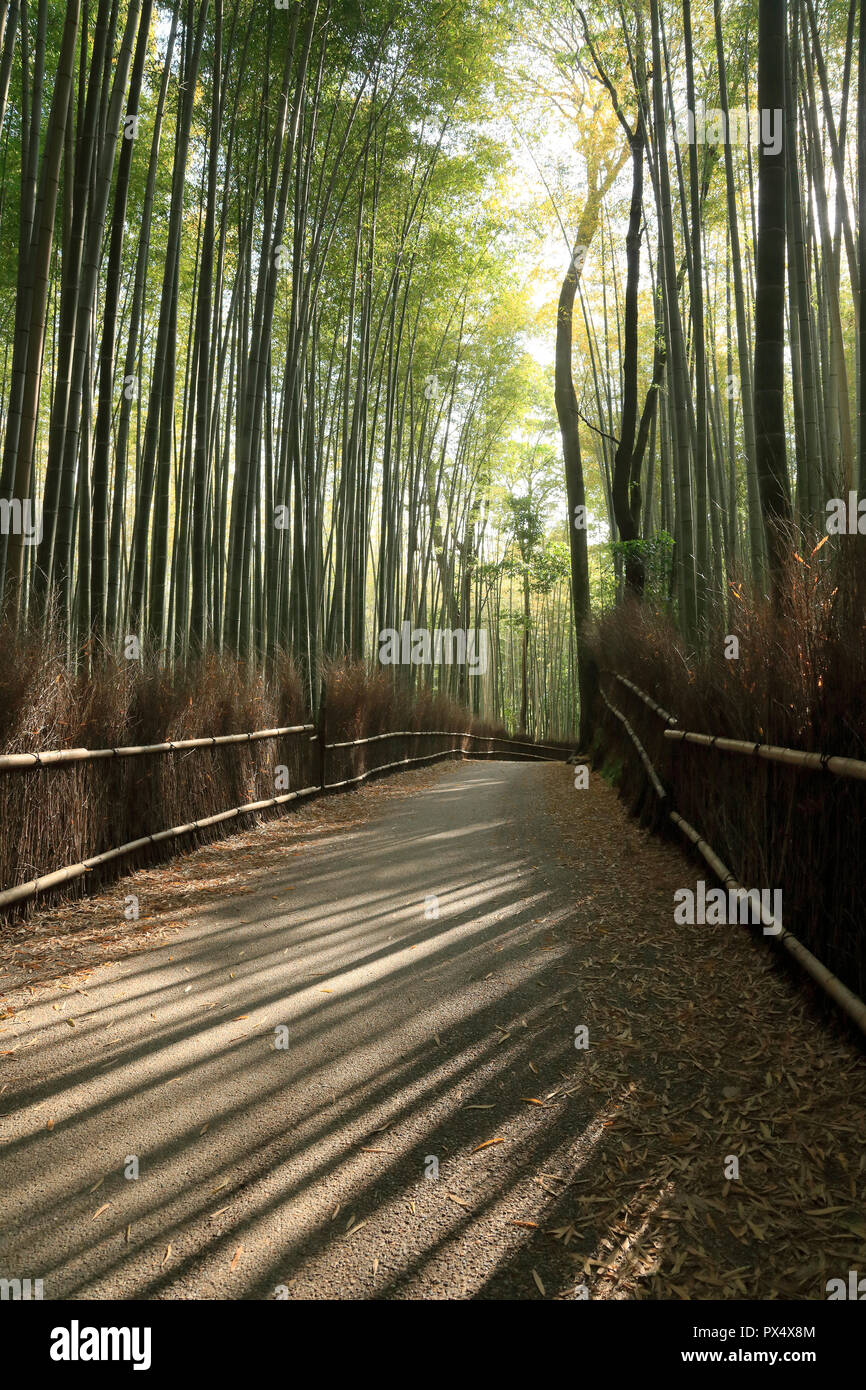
[
  {"left": 663, "top": 728, "right": 866, "bottom": 782},
  {"left": 0, "top": 723, "right": 568, "bottom": 912},
  {"left": 601, "top": 671, "right": 866, "bottom": 1036}
]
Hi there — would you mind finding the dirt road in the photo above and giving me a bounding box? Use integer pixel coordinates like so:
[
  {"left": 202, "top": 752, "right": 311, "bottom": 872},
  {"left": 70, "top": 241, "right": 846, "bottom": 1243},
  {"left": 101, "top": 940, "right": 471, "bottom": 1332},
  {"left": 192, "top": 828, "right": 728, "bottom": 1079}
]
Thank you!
[{"left": 1, "top": 760, "right": 864, "bottom": 1299}]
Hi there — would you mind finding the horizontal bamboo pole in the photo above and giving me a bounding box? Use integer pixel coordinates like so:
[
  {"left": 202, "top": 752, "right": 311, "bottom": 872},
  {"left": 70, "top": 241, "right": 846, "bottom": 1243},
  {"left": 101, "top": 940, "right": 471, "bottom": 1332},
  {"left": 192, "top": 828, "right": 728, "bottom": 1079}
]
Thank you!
[
  {"left": 667, "top": 809, "right": 779, "bottom": 928},
  {"left": 1, "top": 725, "right": 563, "bottom": 769},
  {"left": 604, "top": 683, "right": 866, "bottom": 1035},
  {"left": 325, "top": 730, "right": 568, "bottom": 754},
  {"left": 0, "top": 730, "right": 565, "bottom": 910},
  {"left": 0, "top": 785, "right": 320, "bottom": 910},
  {"left": 668, "top": 808, "right": 866, "bottom": 1034},
  {"left": 600, "top": 688, "right": 667, "bottom": 800},
  {"left": 663, "top": 728, "right": 866, "bottom": 782},
  {"left": 465, "top": 748, "right": 561, "bottom": 761},
  {"left": 0, "top": 725, "right": 315, "bottom": 771},
  {"left": 611, "top": 673, "right": 679, "bottom": 727},
  {"left": 323, "top": 747, "right": 464, "bottom": 789},
  {"left": 325, "top": 730, "right": 464, "bottom": 749},
  {"left": 323, "top": 742, "right": 565, "bottom": 792},
  {"left": 486, "top": 736, "right": 570, "bottom": 754}
]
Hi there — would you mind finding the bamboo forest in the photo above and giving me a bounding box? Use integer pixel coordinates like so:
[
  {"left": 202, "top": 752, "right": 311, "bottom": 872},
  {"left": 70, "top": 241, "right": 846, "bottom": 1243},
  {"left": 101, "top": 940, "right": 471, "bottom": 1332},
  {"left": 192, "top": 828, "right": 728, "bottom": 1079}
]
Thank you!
[
  {"left": 0, "top": 0, "right": 864, "bottom": 738},
  {"left": 1, "top": 0, "right": 866, "bottom": 1325}
]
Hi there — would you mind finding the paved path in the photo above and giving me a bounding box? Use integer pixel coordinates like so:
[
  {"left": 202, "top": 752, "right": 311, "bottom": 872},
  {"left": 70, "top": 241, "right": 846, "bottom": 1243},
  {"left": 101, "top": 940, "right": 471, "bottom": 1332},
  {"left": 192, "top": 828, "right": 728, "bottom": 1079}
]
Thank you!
[{"left": 1, "top": 760, "right": 865, "bottom": 1300}]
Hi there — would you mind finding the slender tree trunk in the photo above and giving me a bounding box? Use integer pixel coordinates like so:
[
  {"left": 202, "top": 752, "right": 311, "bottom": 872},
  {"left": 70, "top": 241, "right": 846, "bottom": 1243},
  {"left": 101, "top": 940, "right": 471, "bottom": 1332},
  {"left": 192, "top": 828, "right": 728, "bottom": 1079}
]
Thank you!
[{"left": 754, "top": 0, "right": 792, "bottom": 586}]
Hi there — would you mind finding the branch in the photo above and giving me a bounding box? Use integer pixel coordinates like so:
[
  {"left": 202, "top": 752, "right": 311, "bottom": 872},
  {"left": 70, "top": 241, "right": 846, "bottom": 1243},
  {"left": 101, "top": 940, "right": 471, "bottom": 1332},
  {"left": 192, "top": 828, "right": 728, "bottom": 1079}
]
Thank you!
[
  {"left": 577, "top": 409, "right": 619, "bottom": 446},
  {"left": 576, "top": 7, "right": 635, "bottom": 143}
]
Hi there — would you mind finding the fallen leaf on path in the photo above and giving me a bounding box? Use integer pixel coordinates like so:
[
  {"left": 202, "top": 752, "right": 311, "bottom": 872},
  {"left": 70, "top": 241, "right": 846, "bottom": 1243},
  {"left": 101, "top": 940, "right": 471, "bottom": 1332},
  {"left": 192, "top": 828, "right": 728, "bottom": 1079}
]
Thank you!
[
  {"left": 230, "top": 1245, "right": 243, "bottom": 1271},
  {"left": 531, "top": 1269, "right": 546, "bottom": 1296},
  {"left": 92, "top": 1203, "right": 110, "bottom": 1219},
  {"left": 471, "top": 1138, "right": 505, "bottom": 1153}
]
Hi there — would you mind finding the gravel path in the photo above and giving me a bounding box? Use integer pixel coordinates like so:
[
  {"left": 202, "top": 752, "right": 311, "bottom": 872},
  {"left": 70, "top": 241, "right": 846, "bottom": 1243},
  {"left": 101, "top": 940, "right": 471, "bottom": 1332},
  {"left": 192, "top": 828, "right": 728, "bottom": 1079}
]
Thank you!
[{"left": 0, "top": 759, "right": 864, "bottom": 1300}]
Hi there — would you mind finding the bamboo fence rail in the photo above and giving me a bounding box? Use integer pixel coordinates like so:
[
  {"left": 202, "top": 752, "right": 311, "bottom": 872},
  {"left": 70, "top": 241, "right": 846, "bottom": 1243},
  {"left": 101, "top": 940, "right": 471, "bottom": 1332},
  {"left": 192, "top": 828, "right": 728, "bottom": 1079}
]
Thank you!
[
  {"left": 598, "top": 687, "right": 668, "bottom": 801},
  {"left": 609, "top": 672, "right": 679, "bottom": 727},
  {"left": 323, "top": 741, "right": 564, "bottom": 791},
  {"left": 0, "top": 785, "right": 321, "bottom": 909},
  {"left": 602, "top": 671, "right": 866, "bottom": 1036},
  {"left": 611, "top": 670, "right": 866, "bottom": 782},
  {"left": 664, "top": 728, "right": 866, "bottom": 781},
  {"left": 324, "top": 730, "right": 568, "bottom": 754},
  {"left": 0, "top": 725, "right": 316, "bottom": 771},
  {"left": 0, "top": 723, "right": 568, "bottom": 911}
]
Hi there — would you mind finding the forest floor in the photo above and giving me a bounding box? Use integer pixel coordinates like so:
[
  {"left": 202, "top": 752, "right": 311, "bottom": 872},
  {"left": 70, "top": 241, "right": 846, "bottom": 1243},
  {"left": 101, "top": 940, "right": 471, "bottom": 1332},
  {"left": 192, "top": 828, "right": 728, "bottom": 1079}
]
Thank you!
[{"left": 0, "top": 759, "right": 864, "bottom": 1300}]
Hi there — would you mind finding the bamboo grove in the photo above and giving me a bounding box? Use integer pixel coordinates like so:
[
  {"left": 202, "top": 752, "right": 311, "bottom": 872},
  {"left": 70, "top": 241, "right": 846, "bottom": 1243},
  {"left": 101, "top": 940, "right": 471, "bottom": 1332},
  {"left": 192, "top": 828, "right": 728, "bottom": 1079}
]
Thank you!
[
  {"left": 0, "top": 0, "right": 586, "bottom": 737},
  {"left": 545, "top": 0, "right": 866, "bottom": 732},
  {"left": 0, "top": 0, "right": 863, "bottom": 743}
]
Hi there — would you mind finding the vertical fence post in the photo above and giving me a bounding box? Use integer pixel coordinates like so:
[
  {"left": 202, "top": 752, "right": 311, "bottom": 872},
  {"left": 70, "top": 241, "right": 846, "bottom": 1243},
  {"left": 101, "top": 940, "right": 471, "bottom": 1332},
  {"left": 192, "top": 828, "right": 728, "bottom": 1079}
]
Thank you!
[{"left": 318, "top": 686, "right": 327, "bottom": 792}]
